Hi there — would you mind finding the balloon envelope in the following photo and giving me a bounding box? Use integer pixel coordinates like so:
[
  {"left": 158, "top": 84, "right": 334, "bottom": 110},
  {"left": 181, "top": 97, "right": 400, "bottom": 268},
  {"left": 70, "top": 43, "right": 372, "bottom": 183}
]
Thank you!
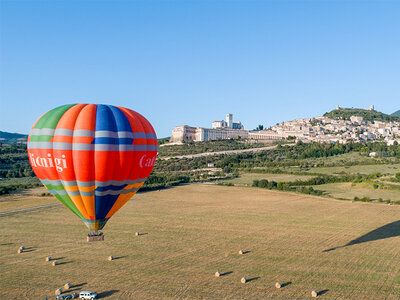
[{"left": 27, "top": 104, "right": 158, "bottom": 232}]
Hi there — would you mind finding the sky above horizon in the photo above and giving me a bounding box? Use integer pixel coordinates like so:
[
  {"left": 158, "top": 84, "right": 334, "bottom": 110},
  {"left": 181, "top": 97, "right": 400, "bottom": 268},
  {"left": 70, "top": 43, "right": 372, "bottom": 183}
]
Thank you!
[{"left": 1, "top": 0, "right": 399, "bottom": 138}]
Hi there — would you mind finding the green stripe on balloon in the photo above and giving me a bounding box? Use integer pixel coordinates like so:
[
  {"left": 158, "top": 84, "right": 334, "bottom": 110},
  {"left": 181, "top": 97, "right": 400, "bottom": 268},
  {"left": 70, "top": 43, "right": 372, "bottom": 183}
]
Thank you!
[
  {"left": 45, "top": 183, "right": 67, "bottom": 191},
  {"left": 29, "top": 134, "right": 55, "bottom": 142},
  {"left": 34, "top": 104, "right": 76, "bottom": 129},
  {"left": 51, "top": 191, "right": 85, "bottom": 219}
]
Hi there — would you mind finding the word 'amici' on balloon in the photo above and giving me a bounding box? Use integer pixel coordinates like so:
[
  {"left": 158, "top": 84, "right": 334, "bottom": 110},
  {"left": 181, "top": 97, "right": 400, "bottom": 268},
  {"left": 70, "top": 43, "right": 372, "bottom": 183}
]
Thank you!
[
  {"left": 29, "top": 153, "right": 68, "bottom": 172},
  {"left": 139, "top": 155, "right": 156, "bottom": 168}
]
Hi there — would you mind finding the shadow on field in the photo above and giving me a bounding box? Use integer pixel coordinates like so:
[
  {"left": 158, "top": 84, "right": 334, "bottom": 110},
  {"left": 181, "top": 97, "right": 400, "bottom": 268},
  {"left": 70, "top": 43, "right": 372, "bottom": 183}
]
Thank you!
[
  {"left": 281, "top": 281, "right": 292, "bottom": 288},
  {"left": 247, "top": 277, "right": 260, "bottom": 282},
  {"left": 69, "top": 283, "right": 87, "bottom": 292},
  {"left": 22, "top": 247, "right": 36, "bottom": 252},
  {"left": 220, "top": 271, "right": 233, "bottom": 277},
  {"left": 0, "top": 243, "right": 14, "bottom": 246},
  {"left": 323, "top": 220, "right": 400, "bottom": 252},
  {"left": 97, "top": 290, "right": 119, "bottom": 298},
  {"left": 52, "top": 257, "right": 65, "bottom": 260},
  {"left": 318, "top": 289, "right": 329, "bottom": 296},
  {"left": 137, "top": 232, "right": 148, "bottom": 236},
  {"left": 71, "top": 283, "right": 87, "bottom": 289},
  {"left": 113, "top": 256, "right": 128, "bottom": 260},
  {"left": 57, "top": 261, "right": 72, "bottom": 265}
]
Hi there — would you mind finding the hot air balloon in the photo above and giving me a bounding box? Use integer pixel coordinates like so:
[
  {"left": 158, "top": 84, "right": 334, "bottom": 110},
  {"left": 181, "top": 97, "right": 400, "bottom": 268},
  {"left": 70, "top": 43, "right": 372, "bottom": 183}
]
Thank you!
[{"left": 27, "top": 104, "right": 158, "bottom": 240}]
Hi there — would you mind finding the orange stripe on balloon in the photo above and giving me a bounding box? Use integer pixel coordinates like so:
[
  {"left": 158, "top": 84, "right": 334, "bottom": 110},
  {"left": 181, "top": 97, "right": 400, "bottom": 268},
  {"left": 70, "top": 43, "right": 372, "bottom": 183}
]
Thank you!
[
  {"left": 74, "top": 104, "right": 97, "bottom": 130},
  {"left": 105, "top": 190, "right": 139, "bottom": 218},
  {"left": 81, "top": 195, "right": 96, "bottom": 219},
  {"left": 56, "top": 104, "right": 87, "bottom": 130},
  {"left": 119, "top": 107, "right": 156, "bottom": 135},
  {"left": 72, "top": 136, "right": 94, "bottom": 144},
  {"left": 116, "top": 107, "right": 147, "bottom": 133},
  {"left": 133, "top": 138, "right": 157, "bottom": 145},
  {"left": 52, "top": 135, "right": 73, "bottom": 143},
  {"left": 72, "top": 105, "right": 97, "bottom": 218},
  {"left": 69, "top": 195, "right": 90, "bottom": 219}
]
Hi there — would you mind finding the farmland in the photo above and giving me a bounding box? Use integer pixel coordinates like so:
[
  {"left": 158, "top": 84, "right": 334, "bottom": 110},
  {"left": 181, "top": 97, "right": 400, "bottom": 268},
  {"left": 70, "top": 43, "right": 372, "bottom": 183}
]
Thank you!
[
  {"left": 220, "top": 173, "right": 314, "bottom": 185},
  {"left": 1, "top": 184, "right": 400, "bottom": 299},
  {"left": 313, "top": 182, "right": 400, "bottom": 202},
  {"left": 290, "top": 163, "right": 400, "bottom": 176}
]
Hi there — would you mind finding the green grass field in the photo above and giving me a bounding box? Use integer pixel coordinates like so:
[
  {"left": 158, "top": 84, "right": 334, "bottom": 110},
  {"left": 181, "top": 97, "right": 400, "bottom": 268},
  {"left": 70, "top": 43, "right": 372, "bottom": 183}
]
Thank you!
[
  {"left": 283, "top": 152, "right": 399, "bottom": 169},
  {"left": 1, "top": 184, "right": 400, "bottom": 299},
  {"left": 291, "top": 163, "right": 400, "bottom": 176},
  {"left": 220, "top": 173, "right": 314, "bottom": 185},
  {"left": 314, "top": 182, "right": 400, "bottom": 202},
  {"left": 0, "top": 187, "right": 57, "bottom": 212}
]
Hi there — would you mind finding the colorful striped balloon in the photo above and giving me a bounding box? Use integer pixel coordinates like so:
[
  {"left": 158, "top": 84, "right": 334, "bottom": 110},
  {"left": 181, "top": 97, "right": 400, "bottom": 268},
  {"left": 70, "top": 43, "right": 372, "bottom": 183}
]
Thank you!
[{"left": 27, "top": 104, "right": 157, "bottom": 233}]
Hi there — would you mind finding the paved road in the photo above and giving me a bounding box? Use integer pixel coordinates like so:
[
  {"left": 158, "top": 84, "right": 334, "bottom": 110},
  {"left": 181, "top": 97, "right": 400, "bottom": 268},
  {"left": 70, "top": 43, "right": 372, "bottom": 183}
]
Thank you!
[
  {"left": 161, "top": 144, "right": 285, "bottom": 160},
  {"left": 0, "top": 203, "right": 61, "bottom": 216}
]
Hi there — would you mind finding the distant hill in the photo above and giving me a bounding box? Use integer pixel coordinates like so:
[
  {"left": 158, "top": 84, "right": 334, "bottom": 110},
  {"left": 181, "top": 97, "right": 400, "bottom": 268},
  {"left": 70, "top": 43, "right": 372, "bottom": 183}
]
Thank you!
[
  {"left": 391, "top": 110, "right": 400, "bottom": 118},
  {"left": 324, "top": 108, "right": 400, "bottom": 123},
  {"left": 0, "top": 131, "right": 28, "bottom": 144}
]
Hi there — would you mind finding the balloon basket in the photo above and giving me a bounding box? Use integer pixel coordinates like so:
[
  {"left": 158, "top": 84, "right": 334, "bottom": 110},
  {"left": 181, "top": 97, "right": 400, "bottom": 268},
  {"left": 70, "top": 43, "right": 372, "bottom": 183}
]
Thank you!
[{"left": 87, "top": 232, "right": 104, "bottom": 242}]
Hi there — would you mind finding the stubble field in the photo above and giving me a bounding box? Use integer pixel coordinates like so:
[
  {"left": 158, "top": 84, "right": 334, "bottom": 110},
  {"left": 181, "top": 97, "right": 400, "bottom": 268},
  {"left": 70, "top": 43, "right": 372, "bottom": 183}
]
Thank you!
[{"left": 1, "top": 184, "right": 399, "bottom": 299}]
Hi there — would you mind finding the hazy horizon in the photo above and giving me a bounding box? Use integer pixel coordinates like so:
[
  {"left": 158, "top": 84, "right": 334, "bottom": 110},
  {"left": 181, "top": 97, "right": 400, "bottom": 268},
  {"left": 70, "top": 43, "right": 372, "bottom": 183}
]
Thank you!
[{"left": 0, "top": 104, "right": 398, "bottom": 138}]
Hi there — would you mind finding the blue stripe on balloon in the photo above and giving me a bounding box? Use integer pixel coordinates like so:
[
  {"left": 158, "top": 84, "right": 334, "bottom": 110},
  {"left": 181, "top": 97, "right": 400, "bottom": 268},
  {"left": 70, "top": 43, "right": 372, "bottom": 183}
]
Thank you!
[
  {"left": 118, "top": 137, "right": 134, "bottom": 144},
  {"left": 91, "top": 137, "right": 133, "bottom": 145},
  {"left": 108, "top": 105, "right": 132, "bottom": 132},
  {"left": 95, "top": 105, "right": 117, "bottom": 131},
  {"left": 95, "top": 194, "right": 120, "bottom": 220},
  {"left": 95, "top": 184, "right": 128, "bottom": 192},
  {"left": 92, "top": 137, "right": 117, "bottom": 144},
  {"left": 93, "top": 105, "right": 135, "bottom": 219}
]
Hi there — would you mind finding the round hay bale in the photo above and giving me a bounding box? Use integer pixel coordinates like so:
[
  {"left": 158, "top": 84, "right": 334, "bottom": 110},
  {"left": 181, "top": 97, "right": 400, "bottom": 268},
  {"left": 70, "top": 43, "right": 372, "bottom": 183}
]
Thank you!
[
  {"left": 238, "top": 250, "right": 244, "bottom": 255},
  {"left": 52, "top": 260, "right": 58, "bottom": 266},
  {"left": 241, "top": 277, "right": 247, "bottom": 284},
  {"left": 108, "top": 255, "right": 114, "bottom": 261},
  {"left": 215, "top": 271, "right": 220, "bottom": 277},
  {"left": 20, "top": 245, "right": 25, "bottom": 250},
  {"left": 17, "top": 248, "right": 23, "bottom": 254},
  {"left": 275, "top": 282, "right": 281, "bottom": 289},
  {"left": 311, "top": 290, "right": 318, "bottom": 297},
  {"left": 55, "top": 288, "right": 62, "bottom": 295},
  {"left": 135, "top": 232, "right": 140, "bottom": 236},
  {"left": 64, "top": 282, "right": 71, "bottom": 290},
  {"left": 45, "top": 256, "right": 52, "bottom": 261}
]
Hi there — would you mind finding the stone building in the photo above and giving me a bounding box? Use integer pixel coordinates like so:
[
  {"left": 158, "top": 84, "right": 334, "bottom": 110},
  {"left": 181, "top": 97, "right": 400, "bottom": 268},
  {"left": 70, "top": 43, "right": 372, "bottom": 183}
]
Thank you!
[
  {"left": 170, "top": 114, "right": 247, "bottom": 142},
  {"left": 170, "top": 113, "right": 284, "bottom": 143},
  {"left": 212, "top": 114, "right": 244, "bottom": 129}
]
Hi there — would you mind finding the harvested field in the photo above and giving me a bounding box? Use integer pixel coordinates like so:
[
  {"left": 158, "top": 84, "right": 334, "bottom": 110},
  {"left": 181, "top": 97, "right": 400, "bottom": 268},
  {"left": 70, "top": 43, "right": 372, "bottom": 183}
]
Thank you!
[
  {"left": 297, "top": 163, "right": 400, "bottom": 176},
  {"left": 0, "top": 187, "right": 58, "bottom": 213},
  {"left": 1, "top": 184, "right": 399, "bottom": 299},
  {"left": 316, "top": 182, "right": 400, "bottom": 202},
  {"left": 221, "top": 173, "right": 314, "bottom": 185}
]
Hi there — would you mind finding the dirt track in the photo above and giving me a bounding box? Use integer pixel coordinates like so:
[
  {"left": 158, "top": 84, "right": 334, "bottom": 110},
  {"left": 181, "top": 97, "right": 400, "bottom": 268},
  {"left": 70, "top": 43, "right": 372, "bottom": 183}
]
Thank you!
[{"left": 161, "top": 144, "right": 281, "bottom": 160}]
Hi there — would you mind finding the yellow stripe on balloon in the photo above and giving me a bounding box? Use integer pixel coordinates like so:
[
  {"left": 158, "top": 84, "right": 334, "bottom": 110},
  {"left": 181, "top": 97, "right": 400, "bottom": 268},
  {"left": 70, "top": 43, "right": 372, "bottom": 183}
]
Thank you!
[
  {"left": 69, "top": 194, "right": 90, "bottom": 219},
  {"left": 81, "top": 195, "right": 96, "bottom": 219},
  {"left": 105, "top": 191, "right": 138, "bottom": 218}
]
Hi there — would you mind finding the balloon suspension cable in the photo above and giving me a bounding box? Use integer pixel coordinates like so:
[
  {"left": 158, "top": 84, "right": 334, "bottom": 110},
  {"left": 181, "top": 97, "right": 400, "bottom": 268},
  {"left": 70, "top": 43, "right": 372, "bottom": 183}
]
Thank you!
[{"left": 88, "top": 230, "right": 103, "bottom": 236}]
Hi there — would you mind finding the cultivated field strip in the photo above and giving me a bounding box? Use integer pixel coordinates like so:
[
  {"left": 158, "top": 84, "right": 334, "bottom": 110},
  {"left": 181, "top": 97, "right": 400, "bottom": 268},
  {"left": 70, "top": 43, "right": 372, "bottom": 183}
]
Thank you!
[{"left": 0, "top": 184, "right": 399, "bottom": 299}]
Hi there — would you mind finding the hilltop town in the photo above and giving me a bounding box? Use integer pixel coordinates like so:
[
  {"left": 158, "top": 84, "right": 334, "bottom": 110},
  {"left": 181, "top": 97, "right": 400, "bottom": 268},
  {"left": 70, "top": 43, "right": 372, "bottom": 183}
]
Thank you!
[{"left": 170, "top": 106, "right": 400, "bottom": 145}]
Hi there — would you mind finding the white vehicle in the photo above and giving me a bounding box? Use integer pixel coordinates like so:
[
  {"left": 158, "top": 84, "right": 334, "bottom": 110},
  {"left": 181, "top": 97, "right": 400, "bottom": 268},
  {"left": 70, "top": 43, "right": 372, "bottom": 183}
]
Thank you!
[{"left": 79, "top": 291, "right": 98, "bottom": 300}]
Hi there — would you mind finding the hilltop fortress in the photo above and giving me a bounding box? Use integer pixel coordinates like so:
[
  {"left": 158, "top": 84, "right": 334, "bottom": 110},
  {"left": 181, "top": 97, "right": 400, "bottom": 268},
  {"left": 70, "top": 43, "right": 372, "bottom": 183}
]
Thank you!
[{"left": 170, "top": 106, "right": 400, "bottom": 145}]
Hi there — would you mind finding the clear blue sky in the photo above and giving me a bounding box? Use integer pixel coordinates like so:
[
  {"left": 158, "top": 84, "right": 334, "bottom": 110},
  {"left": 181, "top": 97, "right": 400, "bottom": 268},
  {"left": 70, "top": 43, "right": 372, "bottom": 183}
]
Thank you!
[{"left": 1, "top": 1, "right": 399, "bottom": 138}]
